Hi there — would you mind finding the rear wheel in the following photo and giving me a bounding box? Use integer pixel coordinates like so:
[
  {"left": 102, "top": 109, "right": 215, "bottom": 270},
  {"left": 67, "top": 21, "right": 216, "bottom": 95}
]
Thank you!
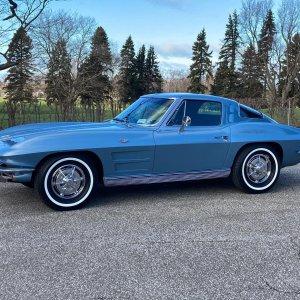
[
  {"left": 35, "top": 155, "right": 97, "bottom": 210},
  {"left": 232, "top": 146, "right": 280, "bottom": 193}
]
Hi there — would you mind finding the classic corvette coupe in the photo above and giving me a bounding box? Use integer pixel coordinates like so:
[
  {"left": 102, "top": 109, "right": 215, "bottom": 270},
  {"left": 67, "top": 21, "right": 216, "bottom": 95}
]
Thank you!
[{"left": 1, "top": 93, "right": 300, "bottom": 210}]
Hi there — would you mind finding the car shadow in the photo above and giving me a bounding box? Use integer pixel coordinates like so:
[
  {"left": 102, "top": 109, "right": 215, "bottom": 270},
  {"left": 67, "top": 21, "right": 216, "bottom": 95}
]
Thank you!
[
  {"left": 86, "top": 166, "right": 300, "bottom": 209},
  {"left": 86, "top": 177, "right": 236, "bottom": 209},
  {"left": 3, "top": 166, "right": 298, "bottom": 212}
]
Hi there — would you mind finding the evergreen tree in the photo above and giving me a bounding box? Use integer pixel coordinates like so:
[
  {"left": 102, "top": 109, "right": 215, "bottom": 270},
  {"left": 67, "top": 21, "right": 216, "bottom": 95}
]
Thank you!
[
  {"left": 211, "top": 59, "right": 231, "bottom": 96},
  {"left": 257, "top": 9, "right": 276, "bottom": 99},
  {"left": 4, "top": 27, "right": 34, "bottom": 126},
  {"left": 188, "top": 29, "right": 212, "bottom": 93},
  {"left": 212, "top": 11, "right": 240, "bottom": 97},
  {"left": 79, "top": 26, "right": 112, "bottom": 120},
  {"left": 135, "top": 44, "right": 147, "bottom": 98},
  {"left": 258, "top": 9, "right": 276, "bottom": 66},
  {"left": 45, "top": 38, "right": 72, "bottom": 120},
  {"left": 238, "top": 43, "right": 263, "bottom": 99},
  {"left": 145, "top": 46, "right": 163, "bottom": 94},
  {"left": 118, "top": 35, "right": 136, "bottom": 104},
  {"left": 220, "top": 11, "right": 239, "bottom": 72}
]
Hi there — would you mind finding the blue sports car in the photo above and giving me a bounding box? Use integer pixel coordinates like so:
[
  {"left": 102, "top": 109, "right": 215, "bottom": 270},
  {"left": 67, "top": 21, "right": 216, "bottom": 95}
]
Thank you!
[{"left": 1, "top": 93, "right": 300, "bottom": 210}]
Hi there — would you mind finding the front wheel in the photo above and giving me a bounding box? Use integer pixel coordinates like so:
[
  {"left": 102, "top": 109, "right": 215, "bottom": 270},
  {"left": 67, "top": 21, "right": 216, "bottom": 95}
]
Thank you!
[
  {"left": 35, "top": 155, "right": 97, "bottom": 210},
  {"left": 232, "top": 146, "right": 280, "bottom": 193}
]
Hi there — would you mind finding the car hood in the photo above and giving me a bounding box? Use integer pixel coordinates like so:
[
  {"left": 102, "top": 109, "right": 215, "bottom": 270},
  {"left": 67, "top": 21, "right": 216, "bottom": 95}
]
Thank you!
[
  {"left": 0, "top": 122, "right": 126, "bottom": 141},
  {"left": 0, "top": 121, "right": 156, "bottom": 159}
]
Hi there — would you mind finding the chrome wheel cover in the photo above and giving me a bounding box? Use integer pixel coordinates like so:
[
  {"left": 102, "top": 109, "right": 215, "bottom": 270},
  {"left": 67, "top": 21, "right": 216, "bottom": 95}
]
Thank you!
[
  {"left": 51, "top": 164, "right": 86, "bottom": 199},
  {"left": 246, "top": 154, "right": 271, "bottom": 184}
]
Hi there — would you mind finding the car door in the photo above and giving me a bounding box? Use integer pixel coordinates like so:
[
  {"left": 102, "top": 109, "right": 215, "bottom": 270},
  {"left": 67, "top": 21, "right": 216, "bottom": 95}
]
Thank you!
[
  {"left": 99, "top": 126, "right": 156, "bottom": 179},
  {"left": 153, "top": 99, "right": 231, "bottom": 174}
]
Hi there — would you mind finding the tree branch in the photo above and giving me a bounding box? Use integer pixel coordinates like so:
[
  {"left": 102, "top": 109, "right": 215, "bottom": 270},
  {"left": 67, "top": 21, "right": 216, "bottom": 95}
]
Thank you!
[
  {"left": 3, "top": 0, "right": 22, "bottom": 23},
  {"left": 0, "top": 0, "right": 52, "bottom": 71}
]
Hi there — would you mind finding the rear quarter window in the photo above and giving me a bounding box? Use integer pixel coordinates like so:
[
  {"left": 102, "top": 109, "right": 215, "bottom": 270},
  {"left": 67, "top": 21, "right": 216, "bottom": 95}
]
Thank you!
[{"left": 240, "top": 106, "right": 263, "bottom": 119}]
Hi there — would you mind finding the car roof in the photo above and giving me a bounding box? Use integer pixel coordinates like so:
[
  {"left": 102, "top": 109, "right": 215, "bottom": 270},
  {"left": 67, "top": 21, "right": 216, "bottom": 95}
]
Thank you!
[{"left": 141, "top": 92, "right": 238, "bottom": 105}]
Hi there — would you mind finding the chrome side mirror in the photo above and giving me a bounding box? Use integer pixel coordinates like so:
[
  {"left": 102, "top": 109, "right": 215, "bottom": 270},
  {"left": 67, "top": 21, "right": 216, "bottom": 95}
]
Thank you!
[{"left": 179, "top": 116, "right": 191, "bottom": 132}]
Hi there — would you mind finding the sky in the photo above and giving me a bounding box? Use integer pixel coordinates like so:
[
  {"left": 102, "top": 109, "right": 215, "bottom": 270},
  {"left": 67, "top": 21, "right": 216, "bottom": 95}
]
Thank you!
[
  {"left": 48, "top": 0, "right": 249, "bottom": 72},
  {"left": 0, "top": 0, "right": 282, "bottom": 80}
]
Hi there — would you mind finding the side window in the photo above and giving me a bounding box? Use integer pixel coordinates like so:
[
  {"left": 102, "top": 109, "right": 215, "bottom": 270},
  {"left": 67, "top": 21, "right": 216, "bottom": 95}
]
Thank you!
[
  {"left": 167, "top": 100, "right": 222, "bottom": 126},
  {"left": 167, "top": 102, "right": 185, "bottom": 126},
  {"left": 240, "top": 106, "right": 263, "bottom": 119},
  {"left": 186, "top": 100, "right": 222, "bottom": 126}
]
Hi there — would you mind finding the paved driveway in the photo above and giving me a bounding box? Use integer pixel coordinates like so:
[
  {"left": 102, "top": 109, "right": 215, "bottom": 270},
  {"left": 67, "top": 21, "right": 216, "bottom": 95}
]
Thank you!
[{"left": 1, "top": 165, "right": 300, "bottom": 300}]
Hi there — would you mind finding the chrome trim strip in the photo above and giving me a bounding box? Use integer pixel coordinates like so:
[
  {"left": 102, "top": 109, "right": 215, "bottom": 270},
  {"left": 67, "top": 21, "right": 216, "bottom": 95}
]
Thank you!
[
  {"left": 0, "top": 168, "right": 35, "bottom": 173},
  {"left": 104, "top": 169, "right": 231, "bottom": 187},
  {"left": 0, "top": 167, "right": 35, "bottom": 182}
]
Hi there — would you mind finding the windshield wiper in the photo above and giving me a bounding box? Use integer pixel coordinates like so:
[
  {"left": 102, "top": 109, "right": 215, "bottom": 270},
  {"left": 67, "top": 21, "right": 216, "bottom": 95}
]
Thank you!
[
  {"left": 113, "top": 117, "right": 126, "bottom": 122},
  {"left": 113, "top": 117, "right": 131, "bottom": 127}
]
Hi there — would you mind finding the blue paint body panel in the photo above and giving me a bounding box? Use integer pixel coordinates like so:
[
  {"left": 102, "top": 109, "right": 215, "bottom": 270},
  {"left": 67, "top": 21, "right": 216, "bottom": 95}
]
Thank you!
[{"left": 0, "top": 93, "right": 300, "bottom": 186}]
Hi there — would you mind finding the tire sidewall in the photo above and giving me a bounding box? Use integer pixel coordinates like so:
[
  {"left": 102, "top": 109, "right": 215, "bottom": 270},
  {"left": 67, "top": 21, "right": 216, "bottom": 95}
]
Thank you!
[
  {"left": 241, "top": 147, "right": 279, "bottom": 192},
  {"left": 37, "top": 156, "right": 95, "bottom": 209}
]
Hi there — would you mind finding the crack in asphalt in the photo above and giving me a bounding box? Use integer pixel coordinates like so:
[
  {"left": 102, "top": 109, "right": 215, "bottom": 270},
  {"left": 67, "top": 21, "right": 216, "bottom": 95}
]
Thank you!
[
  {"left": 264, "top": 279, "right": 300, "bottom": 295},
  {"left": 2, "top": 167, "right": 300, "bottom": 299},
  {"left": 258, "top": 238, "right": 300, "bottom": 296}
]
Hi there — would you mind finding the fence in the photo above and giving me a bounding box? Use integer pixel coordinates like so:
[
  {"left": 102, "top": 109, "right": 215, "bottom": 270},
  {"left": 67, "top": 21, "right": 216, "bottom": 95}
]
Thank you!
[
  {"left": 0, "top": 98, "right": 298, "bottom": 129},
  {"left": 0, "top": 101, "right": 116, "bottom": 129}
]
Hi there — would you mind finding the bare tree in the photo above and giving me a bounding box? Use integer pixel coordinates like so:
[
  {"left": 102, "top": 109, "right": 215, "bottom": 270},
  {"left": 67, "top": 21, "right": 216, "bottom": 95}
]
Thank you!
[
  {"left": 265, "top": 0, "right": 300, "bottom": 122},
  {"left": 162, "top": 69, "right": 190, "bottom": 93},
  {"left": 278, "top": 0, "right": 300, "bottom": 122},
  {"left": 108, "top": 41, "right": 121, "bottom": 116},
  {"left": 32, "top": 10, "right": 96, "bottom": 74},
  {"left": 32, "top": 10, "right": 99, "bottom": 120},
  {"left": 278, "top": 0, "right": 300, "bottom": 44},
  {"left": 239, "top": 0, "right": 300, "bottom": 124},
  {"left": 239, "top": 0, "right": 273, "bottom": 47},
  {"left": 0, "top": 0, "right": 52, "bottom": 71}
]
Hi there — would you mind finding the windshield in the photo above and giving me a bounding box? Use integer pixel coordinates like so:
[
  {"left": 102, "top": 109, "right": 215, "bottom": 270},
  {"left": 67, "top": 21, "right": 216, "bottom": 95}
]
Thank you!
[{"left": 114, "top": 98, "right": 174, "bottom": 125}]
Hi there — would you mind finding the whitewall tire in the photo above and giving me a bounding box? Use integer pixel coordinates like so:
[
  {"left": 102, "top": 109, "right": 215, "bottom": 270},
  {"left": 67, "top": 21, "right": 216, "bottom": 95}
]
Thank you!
[
  {"left": 35, "top": 155, "right": 97, "bottom": 210},
  {"left": 232, "top": 146, "right": 280, "bottom": 193}
]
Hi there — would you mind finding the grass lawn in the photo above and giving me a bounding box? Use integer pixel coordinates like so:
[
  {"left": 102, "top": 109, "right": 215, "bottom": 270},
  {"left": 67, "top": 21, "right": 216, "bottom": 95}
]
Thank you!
[
  {"left": 0, "top": 98, "right": 115, "bottom": 129},
  {"left": 0, "top": 98, "right": 57, "bottom": 128},
  {"left": 295, "top": 110, "right": 300, "bottom": 124},
  {"left": 260, "top": 108, "right": 300, "bottom": 126}
]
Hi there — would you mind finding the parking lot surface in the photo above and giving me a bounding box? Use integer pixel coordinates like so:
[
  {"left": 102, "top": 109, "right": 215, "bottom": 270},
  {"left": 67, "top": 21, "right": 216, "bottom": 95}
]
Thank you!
[{"left": 1, "top": 165, "right": 300, "bottom": 300}]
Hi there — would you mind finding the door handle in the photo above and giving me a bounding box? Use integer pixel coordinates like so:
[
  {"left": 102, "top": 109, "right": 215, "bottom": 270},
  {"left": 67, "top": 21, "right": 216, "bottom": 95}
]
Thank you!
[{"left": 214, "top": 135, "right": 229, "bottom": 141}]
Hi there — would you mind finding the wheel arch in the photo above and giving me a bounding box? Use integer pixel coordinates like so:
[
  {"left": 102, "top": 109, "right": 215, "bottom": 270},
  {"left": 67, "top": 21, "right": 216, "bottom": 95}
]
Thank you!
[
  {"left": 32, "top": 151, "right": 104, "bottom": 185},
  {"left": 232, "top": 142, "right": 283, "bottom": 167}
]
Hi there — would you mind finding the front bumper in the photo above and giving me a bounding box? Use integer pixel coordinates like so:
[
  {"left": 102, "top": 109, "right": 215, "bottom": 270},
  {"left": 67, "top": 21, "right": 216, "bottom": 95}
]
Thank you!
[{"left": 0, "top": 165, "right": 35, "bottom": 183}]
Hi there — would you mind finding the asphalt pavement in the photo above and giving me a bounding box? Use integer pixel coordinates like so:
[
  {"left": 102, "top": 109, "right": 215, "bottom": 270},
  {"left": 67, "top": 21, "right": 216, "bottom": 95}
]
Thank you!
[{"left": 1, "top": 165, "right": 300, "bottom": 300}]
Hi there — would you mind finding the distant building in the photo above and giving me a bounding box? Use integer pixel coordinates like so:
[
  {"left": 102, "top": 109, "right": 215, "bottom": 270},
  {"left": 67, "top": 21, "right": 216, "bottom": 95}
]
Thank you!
[{"left": 0, "top": 77, "right": 46, "bottom": 99}]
